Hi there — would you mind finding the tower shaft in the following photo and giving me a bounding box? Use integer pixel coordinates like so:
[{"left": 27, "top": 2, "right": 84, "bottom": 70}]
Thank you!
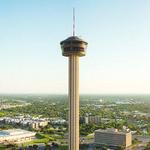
[{"left": 69, "top": 55, "right": 79, "bottom": 150}]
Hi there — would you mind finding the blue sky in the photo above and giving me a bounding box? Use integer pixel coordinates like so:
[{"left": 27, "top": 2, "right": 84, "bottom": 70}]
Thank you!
[{"left": 0, "top": 0, "right": 150, "bottom": 94}]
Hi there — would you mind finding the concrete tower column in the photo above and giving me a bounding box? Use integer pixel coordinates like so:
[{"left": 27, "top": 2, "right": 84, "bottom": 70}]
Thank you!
[
  {"left": 69, "top": 55, "right": 79, "bottom": 150},
  {"left": 60, "top": 35, "right": 87, "bottom": 150}
]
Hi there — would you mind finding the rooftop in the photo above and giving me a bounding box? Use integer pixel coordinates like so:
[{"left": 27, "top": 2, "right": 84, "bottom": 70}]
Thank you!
[
  {"left": 60, "top": 36, "right": 87, "bottom": 44},
  {"left": 95, "top": 128, "right": 131, "bottom": 135},
  {"left": 0, "top": 129, "right": 35, "bottom": 137}
]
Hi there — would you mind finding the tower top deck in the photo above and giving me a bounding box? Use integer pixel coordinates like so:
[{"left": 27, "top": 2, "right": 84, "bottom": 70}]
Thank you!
[
  {"left": 60, "top": 36, "right": 88, "bottom": 57},
  {"left": 60, "top": 36, "right": 87, "bottom": 45}
]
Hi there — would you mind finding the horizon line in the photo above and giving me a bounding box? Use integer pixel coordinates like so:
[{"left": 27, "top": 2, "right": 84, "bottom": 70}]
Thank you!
[{"left": 0, "top": 93, "right": 150, "bottom": 95}]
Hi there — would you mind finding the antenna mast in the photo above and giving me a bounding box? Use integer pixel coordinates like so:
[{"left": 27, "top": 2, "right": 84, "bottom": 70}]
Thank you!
[{"left": 73, "top": 8, "right": 75, "bottom": 36}]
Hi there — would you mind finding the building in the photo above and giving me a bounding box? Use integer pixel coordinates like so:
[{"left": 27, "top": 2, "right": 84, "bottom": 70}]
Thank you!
[
  {"left": 0, "top": 129, "right": 36, "bottom": 143},
  {"left": 0, "top": 116, "right": 48, "bottom": 130},
  {"left": 94, "top": 128, "right": 132, "bottom": 148},
  {"left": 88, "top": 116, "right": 101, "bottom": 124},
  {"left": 51, "top": 119, "right": 66, "bottom": 125},
  {"left": 80, "top": 116, "right": 101, "bottom": 124},
  {"left": 29, "top": 121, "right": 48, "bottom": 129}
]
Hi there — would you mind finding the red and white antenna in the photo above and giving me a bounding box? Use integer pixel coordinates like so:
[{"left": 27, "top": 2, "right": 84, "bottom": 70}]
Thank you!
[{"left": 73, "top": 8, "right": 75, "bottom": 36}]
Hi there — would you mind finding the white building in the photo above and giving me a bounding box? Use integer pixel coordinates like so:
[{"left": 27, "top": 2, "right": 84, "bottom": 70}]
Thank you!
[
  {"left": 1, "top": 116, "right": 48, "bottom": 130},
  {"left": 0, "top": 129, "right": 36, "bottom": 143}
]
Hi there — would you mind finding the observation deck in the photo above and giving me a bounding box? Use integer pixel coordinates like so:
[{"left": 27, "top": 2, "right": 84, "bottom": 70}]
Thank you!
[{"left": 60, "top": 36, "right": 88, "bottom": 57}]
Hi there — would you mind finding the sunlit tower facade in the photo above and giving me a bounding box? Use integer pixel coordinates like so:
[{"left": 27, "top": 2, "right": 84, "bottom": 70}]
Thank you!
[{"left": 60, "top": 9, "right": 88, "bottom": 150}]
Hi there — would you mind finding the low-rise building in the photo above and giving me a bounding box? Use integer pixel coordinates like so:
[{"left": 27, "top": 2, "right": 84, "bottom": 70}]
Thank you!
[
  {"left": 50, "top": 118, "right": 66, "bottom": 125},
  {"left": 94, "top": 128, "right": 132, "bottom": 148},
  {"left": 0, "top": 116, "right": 48, "bottom": 130},
  {"left": 80, "top": 116, "right": 101, "bottom": 124},
  {"left": 0, "top": 129, "right": 36, "bottom": 143}
]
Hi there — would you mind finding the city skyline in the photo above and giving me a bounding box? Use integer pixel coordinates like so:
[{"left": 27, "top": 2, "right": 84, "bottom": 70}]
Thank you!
[{"left": 0, "top": 0, "right": 150, "bottom": 94}]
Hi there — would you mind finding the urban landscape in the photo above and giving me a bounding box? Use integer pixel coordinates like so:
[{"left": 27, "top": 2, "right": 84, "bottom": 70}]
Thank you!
[
  {"left": 0, "top": 0, "right": 150, "bottom": 150},
  {"left": 0, "top": 95, "right": 150, "bottom": 149}
]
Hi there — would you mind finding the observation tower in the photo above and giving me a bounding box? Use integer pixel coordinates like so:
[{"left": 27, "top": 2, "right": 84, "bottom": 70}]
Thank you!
[{"left": 60, "top": 9, "right": 88, "bottom": 150}]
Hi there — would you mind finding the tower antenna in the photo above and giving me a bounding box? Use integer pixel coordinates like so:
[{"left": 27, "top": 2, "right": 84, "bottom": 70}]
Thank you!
[{"left": 73, "top": 8, "right": 75, "bottom": 36}]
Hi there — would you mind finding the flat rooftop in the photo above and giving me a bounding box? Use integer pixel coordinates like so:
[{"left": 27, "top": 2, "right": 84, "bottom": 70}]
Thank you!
[
  {"left": 0, "top": 129, "right": 35, "bottom": 137},
  {"left": 95, "top": 128, "right": 131, "bottom": 135}
]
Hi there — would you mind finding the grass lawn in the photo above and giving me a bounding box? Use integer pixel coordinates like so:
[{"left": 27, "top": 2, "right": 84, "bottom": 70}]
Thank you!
[
  {"left": 59, "top": 144, "right": 68, "bottom": 150},
  {"left": 0, "top": 144, "right": 6, "bottom": 150}
]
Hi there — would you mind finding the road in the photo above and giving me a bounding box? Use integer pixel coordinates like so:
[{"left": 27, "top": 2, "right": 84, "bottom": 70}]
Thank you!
[{"left": 133, "top": 135, "right": 150, "bottom": 150}]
